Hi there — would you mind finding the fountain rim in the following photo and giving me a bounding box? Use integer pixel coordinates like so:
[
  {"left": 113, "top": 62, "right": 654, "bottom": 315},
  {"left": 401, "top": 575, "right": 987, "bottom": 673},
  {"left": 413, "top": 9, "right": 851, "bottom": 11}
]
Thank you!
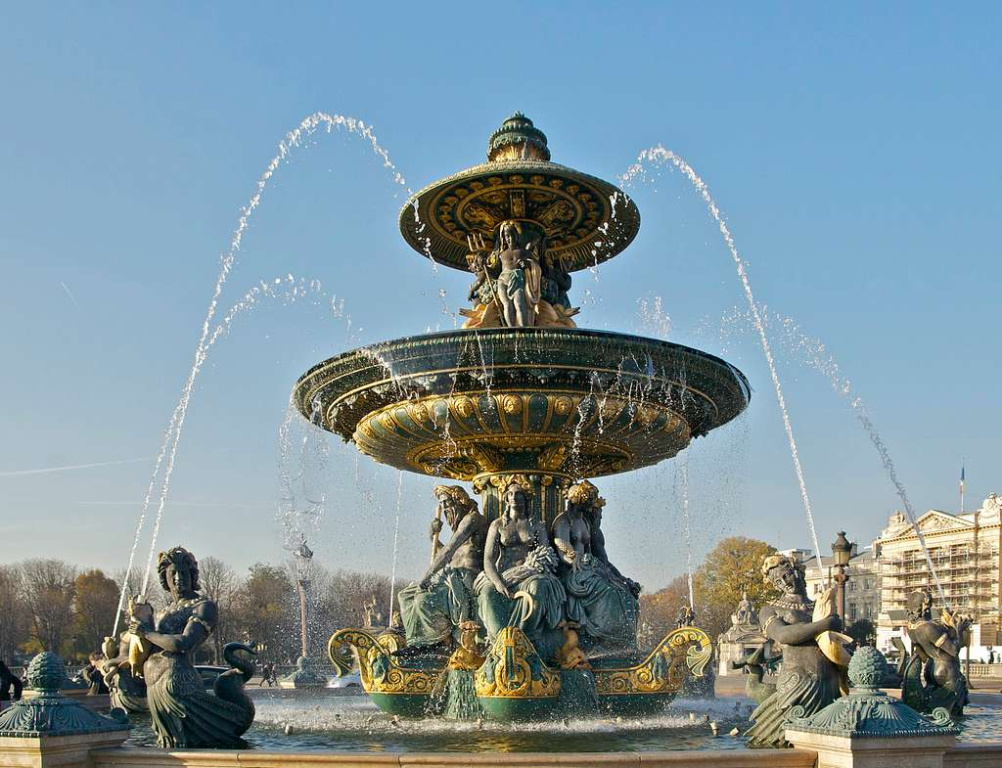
[
  {"left": 294, "top": 327, "right": 751, "bottom": 438},
  {"left": 297, "top": 327, "right": 749, "bottom": 398}
]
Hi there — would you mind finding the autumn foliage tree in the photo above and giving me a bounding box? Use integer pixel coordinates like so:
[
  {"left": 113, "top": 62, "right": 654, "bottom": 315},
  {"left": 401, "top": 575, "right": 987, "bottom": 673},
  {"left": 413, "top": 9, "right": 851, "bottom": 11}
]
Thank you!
[{"left": 640, "top": 536, "right": 780, "bottom": 642}]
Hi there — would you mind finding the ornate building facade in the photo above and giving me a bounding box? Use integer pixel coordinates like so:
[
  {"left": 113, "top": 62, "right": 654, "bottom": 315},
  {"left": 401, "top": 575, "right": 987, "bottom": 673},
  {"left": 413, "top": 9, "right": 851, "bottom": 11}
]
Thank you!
[{"left": 873, "top": 493, "right": 1002, "bottom": 655}]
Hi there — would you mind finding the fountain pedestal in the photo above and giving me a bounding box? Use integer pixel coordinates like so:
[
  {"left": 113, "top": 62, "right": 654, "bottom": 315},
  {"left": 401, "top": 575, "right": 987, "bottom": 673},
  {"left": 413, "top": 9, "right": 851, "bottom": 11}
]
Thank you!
[
  {"left": 785, "top": 648, "right": 958, "bottom": 768},
  {"left": 0, "top": 653, "right": 130, "bottom": 768}
]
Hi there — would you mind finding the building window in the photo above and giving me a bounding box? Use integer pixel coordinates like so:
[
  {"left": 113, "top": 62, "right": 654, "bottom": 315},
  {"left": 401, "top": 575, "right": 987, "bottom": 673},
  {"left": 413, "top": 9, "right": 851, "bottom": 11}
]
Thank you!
[
  {"left": 849, "top": 581, "right": 856, "bottom": 592},
  {"left": 864, "top": 578, "right": 873, "bottom": 590},
  {"left": 849, "top": 604, "right": 858, "bottom": 621}
]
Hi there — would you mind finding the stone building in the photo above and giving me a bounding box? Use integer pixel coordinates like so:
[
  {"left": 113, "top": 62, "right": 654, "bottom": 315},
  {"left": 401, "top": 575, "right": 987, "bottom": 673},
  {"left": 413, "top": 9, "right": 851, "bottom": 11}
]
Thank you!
[
  {"left": 872, "top": 493, "right": 1002, "bottom": 657},
  {"left": 800, "top": 546, "right": 881, "bottom": 627}
]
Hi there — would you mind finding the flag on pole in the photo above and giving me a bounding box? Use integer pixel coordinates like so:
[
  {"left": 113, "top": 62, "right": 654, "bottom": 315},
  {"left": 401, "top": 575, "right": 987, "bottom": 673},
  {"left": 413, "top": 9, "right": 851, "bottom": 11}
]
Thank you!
[{"left": 960, "top": 464, "right": 966, "bottom": 513}]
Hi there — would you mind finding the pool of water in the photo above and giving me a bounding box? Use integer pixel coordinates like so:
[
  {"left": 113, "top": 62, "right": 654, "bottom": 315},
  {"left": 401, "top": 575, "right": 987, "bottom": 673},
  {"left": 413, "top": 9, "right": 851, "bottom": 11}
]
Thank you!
[
  {"left": 125, "top": 691, "right": 754, "bottom": 752},
  {"left": 123, "top": 691, "right": 1002, "bottom": 753}
]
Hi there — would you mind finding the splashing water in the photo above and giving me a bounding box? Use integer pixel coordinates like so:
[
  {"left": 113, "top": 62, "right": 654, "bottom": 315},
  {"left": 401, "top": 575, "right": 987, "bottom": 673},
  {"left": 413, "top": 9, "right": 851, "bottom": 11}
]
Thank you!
[
  {"left": 621, "top": 147, "right": 826, "bottom": 584},
  {"left": 732, "top": 307, "right": 948, "bottom": 604},
  {"left": 388, "top": 471, "right": 404, "bottom": 620},
  {"left": 117, "top": 113, "right": 411, "bottom": 623}
]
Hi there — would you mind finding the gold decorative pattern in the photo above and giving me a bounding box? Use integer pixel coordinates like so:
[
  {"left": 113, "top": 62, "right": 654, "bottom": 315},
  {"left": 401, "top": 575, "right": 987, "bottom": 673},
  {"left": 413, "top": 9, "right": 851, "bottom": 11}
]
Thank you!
[
  {"left": 474, "top": 627, "right": 561, "bottom": 699},
  {"left": 399, "top": 162, "right": 641, "bottom": 273},
  {"left": 328, "top": 628, "right": 440, "bottom": 696},
  {"left": 593, "top": 626, "right": 712, "bottom": 696},
  {"left": 349, "top": 390, "right": 690, "bottom": 481},
  {"left": 295, "top": 329, "right": 750, "bottom": 487}
]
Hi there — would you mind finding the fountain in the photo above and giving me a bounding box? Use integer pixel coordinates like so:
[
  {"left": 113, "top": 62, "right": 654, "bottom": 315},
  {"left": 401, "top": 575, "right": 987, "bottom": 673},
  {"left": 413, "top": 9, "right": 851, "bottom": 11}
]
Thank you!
[{"left": 295, "top": 114, "right": 749, "bottom": 720}]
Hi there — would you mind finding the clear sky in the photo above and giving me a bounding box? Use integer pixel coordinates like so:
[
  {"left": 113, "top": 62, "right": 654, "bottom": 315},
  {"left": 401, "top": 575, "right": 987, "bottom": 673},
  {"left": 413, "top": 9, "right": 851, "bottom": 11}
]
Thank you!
[{"left": 1, "top": 3, "right": 999, "bottom": 592}]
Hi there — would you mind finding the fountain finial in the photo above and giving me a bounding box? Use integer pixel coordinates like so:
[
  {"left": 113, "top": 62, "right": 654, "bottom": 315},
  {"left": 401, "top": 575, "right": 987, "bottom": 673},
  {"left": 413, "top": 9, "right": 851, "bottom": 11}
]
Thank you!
[{"left": 488, "top": 113, "right": 550, "bottom": 162}]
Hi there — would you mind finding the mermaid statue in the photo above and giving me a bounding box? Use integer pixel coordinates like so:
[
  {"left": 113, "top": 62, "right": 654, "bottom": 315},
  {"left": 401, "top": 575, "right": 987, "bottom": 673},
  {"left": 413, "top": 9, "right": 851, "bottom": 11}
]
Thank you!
[
  {"left": 127, "top": 546, "right": 256, "bottom": 748},
  {"left": 746, "top": 553, "right": 843, "bottom": 748},
  {"left": 475, "top": 479, "right": 565, "bottom": 650}
]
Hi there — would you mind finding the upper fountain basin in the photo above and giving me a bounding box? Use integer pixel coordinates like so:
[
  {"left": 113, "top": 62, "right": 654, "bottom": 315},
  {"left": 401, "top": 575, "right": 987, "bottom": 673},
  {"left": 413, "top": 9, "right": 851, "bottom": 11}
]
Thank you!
[{"left": 294, "top": 328, "right": 749, "bottom": 481}]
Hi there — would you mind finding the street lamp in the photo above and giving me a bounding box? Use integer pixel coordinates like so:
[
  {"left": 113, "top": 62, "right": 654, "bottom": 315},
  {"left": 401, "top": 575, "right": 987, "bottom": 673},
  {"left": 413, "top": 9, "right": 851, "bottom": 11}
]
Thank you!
[
  {"left": 831, "top": 531, "right": 853, "bottom": 623},
  {"left": 284, "top": 539, "right": 326, "bottom": 688}
]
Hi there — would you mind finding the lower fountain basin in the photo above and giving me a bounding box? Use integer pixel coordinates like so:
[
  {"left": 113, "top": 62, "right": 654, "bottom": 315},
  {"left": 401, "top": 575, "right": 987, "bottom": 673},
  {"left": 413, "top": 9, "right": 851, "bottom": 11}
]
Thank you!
[{"left": 294, "top": 328, "right": 749, "bottom": 481}]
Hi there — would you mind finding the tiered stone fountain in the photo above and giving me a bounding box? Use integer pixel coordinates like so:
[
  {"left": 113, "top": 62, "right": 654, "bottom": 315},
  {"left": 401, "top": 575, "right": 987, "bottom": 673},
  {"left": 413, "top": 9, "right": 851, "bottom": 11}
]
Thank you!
[{"left": 295, "top": 114, "right": 750, "bottom": 720}]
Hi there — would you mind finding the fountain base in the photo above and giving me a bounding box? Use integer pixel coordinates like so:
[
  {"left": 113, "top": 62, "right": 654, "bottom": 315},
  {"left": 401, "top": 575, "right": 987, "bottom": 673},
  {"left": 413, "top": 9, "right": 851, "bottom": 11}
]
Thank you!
[{"left": 328, "top": 625, "right": 712, "bottom": 722}]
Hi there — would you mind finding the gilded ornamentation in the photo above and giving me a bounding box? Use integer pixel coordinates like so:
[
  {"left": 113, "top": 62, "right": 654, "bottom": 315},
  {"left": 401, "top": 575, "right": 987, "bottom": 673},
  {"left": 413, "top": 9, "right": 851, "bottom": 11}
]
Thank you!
[
  {"left": 553, "top": 396, "right": 574, "bottom": 416},
  {"left": 502, "top": 393, "right": 523, "bottom": 414},
  {"left": 453, "top": 396, "right": 475, "bottom": 419},
  {"left": 296, "top": 329, "right": 747, "bottom": 482},
  {"left": 398, "top": 115, "right": 640, "bottom": 274},
  {"left": 474, "top": 627, "right": 561, "bottom": 699},
  {"left": 328, "top": 628, "right": 439, "bottom": 696},
  {"left": 446, "top": 621, "right": 486, "bottom": 671},
  {"left": 593, "top": 626, "right": 712, "bottom": 696}
]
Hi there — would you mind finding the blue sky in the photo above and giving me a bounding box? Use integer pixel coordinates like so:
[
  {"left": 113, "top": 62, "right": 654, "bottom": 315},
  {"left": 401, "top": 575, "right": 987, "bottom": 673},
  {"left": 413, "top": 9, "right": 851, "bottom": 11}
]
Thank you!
[{"left": 1, "top": 3, "right": 999, "bottom": 591}]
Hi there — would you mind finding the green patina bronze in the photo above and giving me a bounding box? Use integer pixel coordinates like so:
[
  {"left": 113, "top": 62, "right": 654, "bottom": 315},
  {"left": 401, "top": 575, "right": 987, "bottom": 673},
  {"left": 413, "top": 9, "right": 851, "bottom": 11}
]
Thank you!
[
  {"left": 302, "top": 114, "right": 747, "bottom": 721},
  {"left": 0, "top": 653, "right": 129, "bottom": 738},
  {"left": 787, "top": 647, "right": 959, "bottom": 738}
]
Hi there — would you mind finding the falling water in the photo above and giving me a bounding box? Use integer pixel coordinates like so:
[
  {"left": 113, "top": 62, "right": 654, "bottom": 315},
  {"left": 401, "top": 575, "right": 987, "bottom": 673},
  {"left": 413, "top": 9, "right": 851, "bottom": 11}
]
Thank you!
[
  {"left": 753, "top": 309, "right": 948, "bottom": 603},
  {"left": 388, "top": 471, "right": 404, "bottom": 620},
  {"left": 122, "top": 112, "right": 411, "bottom": 608},
  {"left": 681, "top": 450, "right": 695, "bottom": 610},
  {"left": 621, "top": 147, "right": 826, "bottom": 583}
]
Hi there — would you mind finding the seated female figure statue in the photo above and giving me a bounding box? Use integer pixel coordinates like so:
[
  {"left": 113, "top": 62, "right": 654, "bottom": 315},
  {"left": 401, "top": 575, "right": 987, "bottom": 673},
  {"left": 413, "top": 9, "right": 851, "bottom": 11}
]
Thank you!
[
  {"left": 128, "top": 547, "right": 256, "bottom": 748},
  {"left": 475, "top": 480, "right": 565, "bottom": 643},
  {"left": 396, "top": 485, "right": 488, "bottom": 655},
  {"left": 552, "top": 481, "right": 640, "bottom": 652},
  {"left": 746, "top": 554, "right": 843, "bottom": 748}
]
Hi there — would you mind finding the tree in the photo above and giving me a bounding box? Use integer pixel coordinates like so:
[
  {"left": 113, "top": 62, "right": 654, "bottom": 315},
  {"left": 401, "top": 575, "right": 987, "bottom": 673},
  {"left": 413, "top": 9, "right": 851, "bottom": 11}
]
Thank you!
[
  {"left": 847, "top": 617, "right": 876, "bottom": 648},
  {"left": 694, "top": 537, "right": 779, "bottom": 639},
  {"left": 231, "top": 564, "right": 298, "bottom": 663},
  {"left": 0, "top": 565, "right": 27, "bottom": 663},
  {"left": 638, "top": 574, "right": 689, "bottom": 647},
  {"left": 198, "top": 557, "right": 238, "bottom": 664},
  {"left": 72, "top": 569, "right": 120, "bottom": 661},
  {"left": 19, "top": 559, "right": 77, "bottom": 654}
]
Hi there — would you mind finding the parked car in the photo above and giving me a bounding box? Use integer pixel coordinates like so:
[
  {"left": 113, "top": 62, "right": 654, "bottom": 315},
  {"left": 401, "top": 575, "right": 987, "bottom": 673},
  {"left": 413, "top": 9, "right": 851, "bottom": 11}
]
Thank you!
[{"left": 330, "top": 671, "right": 362, "bottom": 689}]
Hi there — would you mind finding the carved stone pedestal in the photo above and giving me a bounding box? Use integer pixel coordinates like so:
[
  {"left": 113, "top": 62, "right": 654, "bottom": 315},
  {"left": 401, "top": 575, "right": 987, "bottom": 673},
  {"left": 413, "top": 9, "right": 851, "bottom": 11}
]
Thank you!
[
  {"left": 0, "top": 731, "right": 130, "bottom": 768},
  {"left": 785, "top": 648, "right": 958, "bottom": 768}
]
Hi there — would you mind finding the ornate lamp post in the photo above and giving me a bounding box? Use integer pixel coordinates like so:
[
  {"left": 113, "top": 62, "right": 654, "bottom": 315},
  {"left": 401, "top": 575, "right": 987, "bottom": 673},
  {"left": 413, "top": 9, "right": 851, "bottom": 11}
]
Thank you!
[
  {"left": 285, "top": 539, "right": 326, "bottom": 688},
  {"left": 831, "top": 531, "right": 853, "bottom": 623}
]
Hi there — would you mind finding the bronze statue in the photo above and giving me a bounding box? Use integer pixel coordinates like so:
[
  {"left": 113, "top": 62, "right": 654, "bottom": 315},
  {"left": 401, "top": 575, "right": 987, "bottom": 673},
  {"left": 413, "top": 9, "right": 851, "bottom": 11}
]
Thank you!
[
  {"left": 493, "top": 221, "right": 542, "bottom": 327},
  {"left": 396, "top": 485, "right": 488, "bottom": 654},
  {"left": 746, "top": 554, "right": 844, "bottom": 748},
  {"left": 363, "top": 595, "right": 385, "bottom": 628},
  {"left": 902, "top": 589, "right": 970, "bottom": 716},
  {"left": 675, "top": 603, "right": 696, "bottom": 629},
  {"left": 100, "top": 632, "right": 148, "bottom": 712},
  {"left": 551, "top": 480, "right": 640, "bottom": 652},
  {"left": 460, "top": 221, "right": 577, "bottom": 329},
  {"left": 475, "top": 479, "right": 565, "bottom": 643},
  {"left": 127, "top": 547, "right": 256, "bottom": 748}
]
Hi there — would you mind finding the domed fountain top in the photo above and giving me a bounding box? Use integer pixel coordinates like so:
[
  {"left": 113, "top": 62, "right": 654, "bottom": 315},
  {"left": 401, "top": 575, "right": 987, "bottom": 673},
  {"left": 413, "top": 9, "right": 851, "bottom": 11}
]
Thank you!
[
  {"left": 398, "top": 113, "right": 641, "bottom": 272},
  {"left": 486, "top": 112, "right": 551, "bottom": 162}
]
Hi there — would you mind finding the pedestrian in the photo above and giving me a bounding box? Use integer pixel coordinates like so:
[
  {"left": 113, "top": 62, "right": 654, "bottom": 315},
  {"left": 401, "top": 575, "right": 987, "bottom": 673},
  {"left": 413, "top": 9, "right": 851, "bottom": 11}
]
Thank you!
[{"left": 0, "top": 660, "right": 23, "bottom": 713}]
